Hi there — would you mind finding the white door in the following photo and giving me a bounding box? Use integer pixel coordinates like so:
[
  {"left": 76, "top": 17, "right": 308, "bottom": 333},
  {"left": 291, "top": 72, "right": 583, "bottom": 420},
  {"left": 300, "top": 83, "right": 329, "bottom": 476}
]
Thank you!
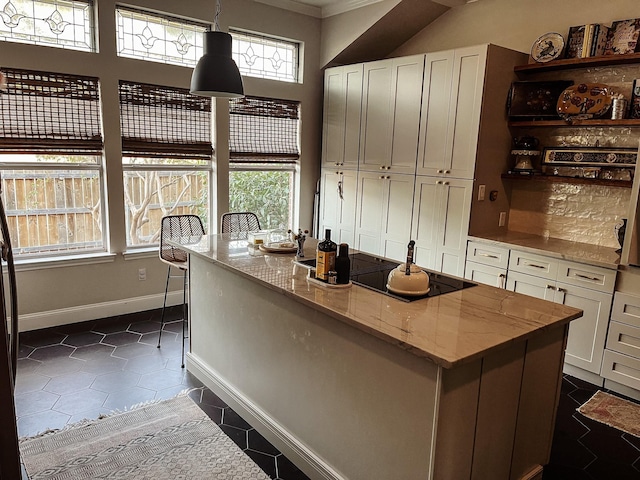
[
  {"left": 319, "top": 169, "right": 340, "bottom": 236},
  {"left": 464, "top": 262, "right": 507, "bottom": 289},
  {"left": 411, "top": 176, "right": 443, "bottom": 271},
  {"left": 336, "top": 169, "right": 358, "bottom": 247},
  {"left": 506, "top": 271, "right": 556, "bottom": 301},
  {"left": 354, "top": 171, "right": 386, "bottom": 256},
  {"left": 322, "top": 67, "right": 347, "bottom": 169},
  {"left": 343, "top": 65, "right": 363, "bottom": 169},
  {"left": 381, "top": 174, "right": 415, "bottom": 262},
  {"left": 437, "top": 178, "right": 472, "bottom": 277}
]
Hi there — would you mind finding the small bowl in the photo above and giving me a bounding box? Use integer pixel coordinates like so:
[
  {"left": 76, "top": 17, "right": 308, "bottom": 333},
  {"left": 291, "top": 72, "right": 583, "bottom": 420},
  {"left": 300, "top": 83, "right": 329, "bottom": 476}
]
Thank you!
[{"left": 386, "top": 264, "right": 430, "bottom": 296}]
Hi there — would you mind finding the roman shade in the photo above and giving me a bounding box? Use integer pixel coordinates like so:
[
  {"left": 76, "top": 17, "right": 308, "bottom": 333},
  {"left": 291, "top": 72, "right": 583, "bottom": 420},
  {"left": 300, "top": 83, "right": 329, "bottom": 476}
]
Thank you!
[
  {"left": 119, "top": 81, "right": 212, "bottom": 160},
  {"left": 0, "top": 68, "right": 103, "bottom": 154},
  {"left": 229, "top": 95, "right": 300, "bottom": 163}
]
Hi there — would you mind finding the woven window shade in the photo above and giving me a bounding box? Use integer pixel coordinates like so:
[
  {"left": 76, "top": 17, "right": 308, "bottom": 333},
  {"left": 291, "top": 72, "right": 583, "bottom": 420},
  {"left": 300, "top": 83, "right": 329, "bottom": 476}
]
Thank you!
[
  {"left": 229, "top": 96, "right": 300, "bottom": 163},
  {"left": 0, "top": 68, "right": 103, "bottom": 154},
  {"left": 119, "top": 81, "right": 212, "bottom": 160}
]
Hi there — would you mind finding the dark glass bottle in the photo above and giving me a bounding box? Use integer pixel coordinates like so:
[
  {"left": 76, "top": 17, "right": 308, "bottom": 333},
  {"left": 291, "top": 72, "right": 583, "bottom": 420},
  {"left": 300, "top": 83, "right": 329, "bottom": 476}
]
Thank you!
[
  {"left": 335, "top": 243, "right": 350, "bottom": 284},
  {"left": 315, "top": 229, "right": 337, "bottom": 281}
]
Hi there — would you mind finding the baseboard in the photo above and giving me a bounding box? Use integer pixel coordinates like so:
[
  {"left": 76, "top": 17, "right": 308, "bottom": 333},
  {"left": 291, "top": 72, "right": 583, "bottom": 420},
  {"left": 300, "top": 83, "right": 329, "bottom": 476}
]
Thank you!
[
  {"left": 15, "top": 291, "right": 183, "bottom": 332},
  {"left": 562, "top": 363, "right": 605, "bottom": 386},
  {"left": 187, "top": 353, "right": 344, "bottom": 480},
  {"left": 604, "top": 379, "right": 640, "bottom": 402}
]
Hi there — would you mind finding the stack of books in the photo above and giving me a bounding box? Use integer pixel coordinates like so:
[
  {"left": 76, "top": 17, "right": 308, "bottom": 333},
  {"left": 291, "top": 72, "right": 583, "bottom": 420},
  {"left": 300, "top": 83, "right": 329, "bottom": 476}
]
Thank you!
[{"left": 565, "top": 23, "right": 610, "bottom": 58}]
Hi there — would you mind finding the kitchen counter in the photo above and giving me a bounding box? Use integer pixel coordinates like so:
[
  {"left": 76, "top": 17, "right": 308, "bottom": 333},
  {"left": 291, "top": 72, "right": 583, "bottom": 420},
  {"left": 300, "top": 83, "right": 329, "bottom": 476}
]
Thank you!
[
  {"left": 178, "top": 234, "right": 582, "bottom": 480},
  {"left": 182, "top": 234, "right": 581, "bottom": 368},
  {"left": 469, "top": 232, "right": 621, "bottom": 269}
]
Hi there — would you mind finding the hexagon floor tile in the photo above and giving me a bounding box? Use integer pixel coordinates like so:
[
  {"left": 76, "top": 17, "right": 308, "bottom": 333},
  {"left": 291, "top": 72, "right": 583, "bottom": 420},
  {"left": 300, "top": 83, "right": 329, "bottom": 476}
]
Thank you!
[{"left": 14, "top": 307, "right": 640, "bottom": 480}]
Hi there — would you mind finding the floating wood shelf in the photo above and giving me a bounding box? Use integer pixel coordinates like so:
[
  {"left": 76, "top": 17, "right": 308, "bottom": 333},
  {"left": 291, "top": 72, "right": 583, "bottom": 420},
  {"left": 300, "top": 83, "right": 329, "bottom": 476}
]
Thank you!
[
  {"left": 501, "top": 173, "right": 633, "bottom": 188},
  {"left": 508, "top": 119, "right": 640, "bottom": 128},
  {"left": 514, "top": 52, "right": 640, "bottom": 73}
]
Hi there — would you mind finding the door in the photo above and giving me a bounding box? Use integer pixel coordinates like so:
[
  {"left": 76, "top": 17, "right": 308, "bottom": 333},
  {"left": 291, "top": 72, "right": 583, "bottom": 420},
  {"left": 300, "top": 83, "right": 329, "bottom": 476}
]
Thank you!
[
  {"left": 506, "top": 271, "right": 556, "bottom": 301},
  {"left": 464, "top": 261, "right": 507, "bottom": 288},
  {"left": 381, "top": 174, "right": 415, "bottom": 262},
  {"left": 354, "top": 171, "right": 386, "bottom": 255},
  {"left": 319, "top": 169, "right": 358, "bottom": 247},
  {"left": 437, "top": 178, "right": 473, "bottom": 277}
]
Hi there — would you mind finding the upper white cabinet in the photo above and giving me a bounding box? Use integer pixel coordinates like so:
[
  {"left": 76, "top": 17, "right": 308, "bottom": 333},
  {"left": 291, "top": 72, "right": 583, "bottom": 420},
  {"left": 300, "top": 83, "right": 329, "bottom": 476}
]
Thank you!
[
  {"left": 319, "top": 168, "right": 358, "bottom": 247},
  {"left": 322, "top": 64, "right": 363, "bottom": 169},
  {"left": 359, "top": 55, "right": 425, "bottom": 175},
  {"left": 354, "top": 171, "right": 415, "bottom": 262},
  {"left": 417, "top": 46, "right": 487, "bottom": 179},
  {"left": 411, "top": 176, "right": 472, "bottom": 277}
]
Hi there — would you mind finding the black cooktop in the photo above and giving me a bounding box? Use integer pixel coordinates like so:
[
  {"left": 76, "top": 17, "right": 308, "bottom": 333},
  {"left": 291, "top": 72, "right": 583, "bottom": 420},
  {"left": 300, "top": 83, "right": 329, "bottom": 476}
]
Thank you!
[{"left": 297, "top": 252, "right": 476, "bottom": 302}]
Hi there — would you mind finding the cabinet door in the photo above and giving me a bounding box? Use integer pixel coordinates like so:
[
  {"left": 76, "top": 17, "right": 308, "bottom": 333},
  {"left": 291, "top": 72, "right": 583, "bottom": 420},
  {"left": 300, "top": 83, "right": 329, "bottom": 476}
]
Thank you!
[
  {"left": 381, "top": 174, "right": 415, "bottom": 262},
  {"left": 354, "top": 171, "right": 386, "bottom": 256},
  {"left": 506, "top": 271, "right": 556, "bottom": 301},
  {"left": 321, "top": 65, "right": 362, "bottom": 169},
  {"left": 464, "top": 261, "right": 507, "bottom": 288},
  {"left": 411, "top": 176, "right": 472, "bottom": 276},
  {"left": 359, "top": 60, "right": 394, "bottom": 172},
  {"left": 417, "top": 50, "right": 454, "bottom": 176},
  {"left": 319, "top": 169, "right": 357, "bottom": 246},
  {"left": 388, "top": 55, "right": 424, "bottom": 174},
  {"left": 557, "top": 282, "right": 612, "bottom": 374},
  {"left": 447, "top": 45, "right": 487, "bottom": 179}
]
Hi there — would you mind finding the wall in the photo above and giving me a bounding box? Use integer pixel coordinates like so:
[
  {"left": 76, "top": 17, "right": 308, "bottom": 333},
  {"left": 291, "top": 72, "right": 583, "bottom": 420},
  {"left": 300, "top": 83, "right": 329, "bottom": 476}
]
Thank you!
[{"left": 0, "top": 0, "right": 322, "bottom": 329}]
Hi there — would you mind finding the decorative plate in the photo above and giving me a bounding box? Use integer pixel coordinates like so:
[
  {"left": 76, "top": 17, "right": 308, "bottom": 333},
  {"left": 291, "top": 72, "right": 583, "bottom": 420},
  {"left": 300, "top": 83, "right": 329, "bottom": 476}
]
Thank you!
[
  {"left": 531, "top": 32, "right": 565, "bottom": 63},
  {"left": 556, "top": 83, "right": 613, "bottom": 120},
  {"left": 259, "top": 242, "right": 297, "bottom": 253}
]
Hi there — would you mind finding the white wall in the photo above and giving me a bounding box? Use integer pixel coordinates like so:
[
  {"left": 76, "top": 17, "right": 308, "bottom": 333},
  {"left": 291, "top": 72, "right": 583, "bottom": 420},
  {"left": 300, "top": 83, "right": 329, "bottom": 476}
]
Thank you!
[{"left": 0, "top": 0, "right": 322, "bottom": 329}]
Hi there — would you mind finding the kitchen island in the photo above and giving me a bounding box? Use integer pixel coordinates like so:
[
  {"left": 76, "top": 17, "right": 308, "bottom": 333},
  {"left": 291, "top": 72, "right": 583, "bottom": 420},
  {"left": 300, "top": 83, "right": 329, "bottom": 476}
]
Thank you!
[{"left": 179, "top": 234, "right": 582, "bottom": 480}]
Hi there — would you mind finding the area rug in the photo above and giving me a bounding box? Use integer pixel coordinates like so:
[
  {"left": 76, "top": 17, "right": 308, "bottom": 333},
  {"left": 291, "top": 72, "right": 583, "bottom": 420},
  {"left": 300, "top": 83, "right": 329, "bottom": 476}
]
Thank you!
[
  {"left": 19, "top": 394, "right": 269, "bottom": 479},
  {"left": 577, "top": 390, "right": 640, "bottom": 438}
]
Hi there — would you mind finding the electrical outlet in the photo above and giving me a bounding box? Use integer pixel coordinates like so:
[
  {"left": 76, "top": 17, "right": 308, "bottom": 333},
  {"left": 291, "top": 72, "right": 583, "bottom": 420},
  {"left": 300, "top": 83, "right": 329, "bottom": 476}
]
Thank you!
[
  {"left": 499, "top": 212, "right": 507, "bottom": 227},
  {"left": 478, "top": 184, "right": 485, "bottom": 201},
  {"left": 138, "top": 268, "right": 146, "bottom": 281}
]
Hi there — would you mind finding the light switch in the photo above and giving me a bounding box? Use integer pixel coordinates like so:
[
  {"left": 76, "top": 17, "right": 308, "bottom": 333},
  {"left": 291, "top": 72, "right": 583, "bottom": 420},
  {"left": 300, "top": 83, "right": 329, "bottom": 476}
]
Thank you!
[{"left": 478, "top": 184, "right": 485, "bottom": 201}]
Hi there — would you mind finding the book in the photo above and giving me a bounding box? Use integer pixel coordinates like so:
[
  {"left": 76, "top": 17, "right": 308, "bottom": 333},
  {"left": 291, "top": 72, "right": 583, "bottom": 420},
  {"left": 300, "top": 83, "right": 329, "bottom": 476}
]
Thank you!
[
  {"left": 590, "top": 24, "right": 610, "bottom": 56},
  {"left": 566, "top": 24, "right": 588, "bottom": 58},
  {"left": 604, "top": 18, "right": 640, "bottom": 55},
  {"left": 581, "top": 24, "right": 594, "bottom": 58}
]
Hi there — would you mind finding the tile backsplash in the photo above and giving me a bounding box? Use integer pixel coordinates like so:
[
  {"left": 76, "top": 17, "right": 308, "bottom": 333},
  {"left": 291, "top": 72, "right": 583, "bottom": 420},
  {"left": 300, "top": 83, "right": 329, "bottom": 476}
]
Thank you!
[{"left": 508, "top": 182, "right": 631, "bottom": 248}]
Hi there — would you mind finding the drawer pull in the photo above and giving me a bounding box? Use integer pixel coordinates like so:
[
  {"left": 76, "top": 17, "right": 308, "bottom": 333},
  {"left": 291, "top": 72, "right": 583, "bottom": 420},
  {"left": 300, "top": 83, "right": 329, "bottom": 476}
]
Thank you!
[
  {"left": 480, "top": 253, "right": 499, "bottom": 259},
  {"left": 574, "top": 273, "right": 600, "bottom": 282},
  {"left": 557, "top": 287, "right": 567, "bottom": 293},
  {"left": 525, "top": 263, "right": 546, "bottom": 269},
  {"left": 546, "top": 285, "right": 556, "bottom": 290}
]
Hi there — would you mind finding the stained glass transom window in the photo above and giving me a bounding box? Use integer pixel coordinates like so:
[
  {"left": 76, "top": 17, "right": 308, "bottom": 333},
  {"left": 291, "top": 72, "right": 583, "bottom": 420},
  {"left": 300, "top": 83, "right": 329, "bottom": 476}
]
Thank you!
[
  {"left": 231, "top": 29, "right": 300, "bottom": 83},
  {"left": 0, "top": 0, "right": 94, "bottom": 51},
  {"left": 116, "top": 6, "right": 207, "bottom": 67}
]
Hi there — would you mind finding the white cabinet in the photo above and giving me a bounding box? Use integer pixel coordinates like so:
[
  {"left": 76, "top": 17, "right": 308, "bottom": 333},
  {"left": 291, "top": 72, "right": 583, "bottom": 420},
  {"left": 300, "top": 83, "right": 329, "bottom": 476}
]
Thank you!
[
  {"left": 359, "top": 55, "right": 424, "bottom": 175},
  {"left": 322, "top": 64, "right": 363, "bottom": 169},
  {"left": 417, "top": 46, "right": 487, "bottom": 179},
  {"left": 354, "top": 171, "right": 415, "bottom": 261},
  {"left": 318, "top": 169, "right": 358, "bottom": 246},
  {"left": 464, "top": 241, "right": 509, "bottom": 288},
  {"left": 505, "top": 250, "right": 616, "bottom": 374},
  {"left": 602, "top": 292, "right": 640, "bottom": 393},
  {"left": 411, "top": 176, "right": 472, "bottom": 277}
]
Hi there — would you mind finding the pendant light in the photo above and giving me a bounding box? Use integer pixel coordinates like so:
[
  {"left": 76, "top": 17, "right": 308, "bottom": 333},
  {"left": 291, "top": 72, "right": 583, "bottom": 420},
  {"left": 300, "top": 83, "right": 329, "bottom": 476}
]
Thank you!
[{"left": 190, "top": 0, "right": 244, "bottom": 98}]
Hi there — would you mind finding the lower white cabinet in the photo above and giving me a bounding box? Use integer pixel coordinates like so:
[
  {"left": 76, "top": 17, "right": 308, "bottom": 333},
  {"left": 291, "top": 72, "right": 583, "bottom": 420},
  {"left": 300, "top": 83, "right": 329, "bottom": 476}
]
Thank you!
[
  {"left": 319, "top": 168, "right": 358, "bottom": 246},
  {"left": 464, "top": 261, "right": 506, "bottom": 288},
  {"left": 505, "top": 250, "right": 615, "bottom": 375},
  {"left": 412, "top": 176, "right": 472, "bottom": 277},
  {"left": 601, "top": 292, "right": 640, "bottom": 392},
  {"left": 354, "top": 171, "right": 415, "bottom": 262}
]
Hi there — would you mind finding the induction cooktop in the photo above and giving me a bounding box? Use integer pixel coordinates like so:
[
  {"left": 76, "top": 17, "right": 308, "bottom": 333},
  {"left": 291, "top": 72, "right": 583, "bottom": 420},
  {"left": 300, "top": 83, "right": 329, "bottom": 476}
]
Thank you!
[{"left": 296, "top": 252, "right": 476, "bottom": 302}]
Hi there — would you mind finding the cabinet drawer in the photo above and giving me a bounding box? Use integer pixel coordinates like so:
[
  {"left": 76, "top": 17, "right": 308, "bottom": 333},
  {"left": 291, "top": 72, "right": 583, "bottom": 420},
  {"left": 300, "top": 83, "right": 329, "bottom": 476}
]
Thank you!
[
  {"left": 466, "top": 241, "right": 509, "bottom": 269},
  {"left": 508, "top": 250, "right": 558, "bottom": 280},
  {"left": 611, "top": 292, "right": 640, "bottom": 328},
  {"left": 606, "top": 321, "right": 640, "bottom": 359},
  {"left": 601, "top": 350, "right": 640, "bottom": 391},
  {"left": 557, "top": 261, "right": 616, "bottom": 293}
]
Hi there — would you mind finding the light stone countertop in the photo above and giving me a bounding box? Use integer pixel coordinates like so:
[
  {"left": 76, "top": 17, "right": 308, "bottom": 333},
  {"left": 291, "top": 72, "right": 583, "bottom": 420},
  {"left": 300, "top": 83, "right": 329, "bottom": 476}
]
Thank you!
[
  {"left": 176, "top": 234, "right": 582, "bottom": 369},
  {"left": 469, "top": 232, "right": 621, "bottom": 269}
]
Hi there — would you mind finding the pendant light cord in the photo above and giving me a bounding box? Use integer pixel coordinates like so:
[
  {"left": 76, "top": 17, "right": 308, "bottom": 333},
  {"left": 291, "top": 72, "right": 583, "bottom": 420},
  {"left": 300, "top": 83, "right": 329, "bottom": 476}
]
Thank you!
[{"left": 214, "top": 0, "right": 221, "bottom": 32}]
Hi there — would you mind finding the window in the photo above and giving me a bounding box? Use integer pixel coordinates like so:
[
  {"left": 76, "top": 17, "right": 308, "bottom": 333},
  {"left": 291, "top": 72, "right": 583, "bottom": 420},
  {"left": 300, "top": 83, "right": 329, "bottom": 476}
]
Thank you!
[
  {"left": 231, "top": 29, "right": 300, "bottom": 83},
  {"left": 119, "top": 81, "right": 212, "bottom": 247},
  {"left": 0, "top": 0, "right": 95, "bottom": 51},
  {"left": 0, "top": 68, "right": 104, "bottom": 256},
  {"left": 229, "top": 96, "right": 300, "bottom": 230},
  {"left": 115, "top": 6, "right": 207, "bottom": 67}
]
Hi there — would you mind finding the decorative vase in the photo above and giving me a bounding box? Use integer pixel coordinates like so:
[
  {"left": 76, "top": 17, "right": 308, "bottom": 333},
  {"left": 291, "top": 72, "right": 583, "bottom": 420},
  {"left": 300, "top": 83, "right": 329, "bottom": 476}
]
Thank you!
[{"left": 615, "top": 218, "right": 627, "bottom": 254}]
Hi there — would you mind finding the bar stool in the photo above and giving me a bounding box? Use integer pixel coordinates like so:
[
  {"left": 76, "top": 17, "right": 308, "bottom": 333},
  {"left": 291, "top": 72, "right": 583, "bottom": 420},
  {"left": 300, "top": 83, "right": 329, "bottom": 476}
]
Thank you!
[
  {"left": 220, "top": 212, "right": 261, "bottom": 233},
  {"left": 157, "top": 214, "right": 205, "bottom": 368}
]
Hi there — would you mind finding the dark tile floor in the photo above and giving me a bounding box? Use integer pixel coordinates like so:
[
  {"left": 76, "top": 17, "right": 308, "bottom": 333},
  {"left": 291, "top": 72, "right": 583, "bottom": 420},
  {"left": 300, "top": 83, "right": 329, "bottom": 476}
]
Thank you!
[
  {"left": 14, "top": 308, "right": 640, "bottom": 480},
  {"left": 15, "top": 307, "right": 310, "bottom": 480}
]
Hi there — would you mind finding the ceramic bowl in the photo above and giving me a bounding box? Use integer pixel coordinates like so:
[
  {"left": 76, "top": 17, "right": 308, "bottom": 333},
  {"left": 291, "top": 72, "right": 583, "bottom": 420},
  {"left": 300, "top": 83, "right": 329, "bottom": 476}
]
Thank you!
[{"left": 386, "top": 264, "right": 430, "bottom": 295}]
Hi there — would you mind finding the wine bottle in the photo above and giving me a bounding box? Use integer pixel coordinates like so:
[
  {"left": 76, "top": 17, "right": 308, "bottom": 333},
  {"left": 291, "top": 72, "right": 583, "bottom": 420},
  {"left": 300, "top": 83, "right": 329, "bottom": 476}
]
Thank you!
[
  {"left": 315, "top": 229, "right": 337, "bottom": 281},
  {"left": 335, "top": 243, "right": 350, "bottom": 284}
]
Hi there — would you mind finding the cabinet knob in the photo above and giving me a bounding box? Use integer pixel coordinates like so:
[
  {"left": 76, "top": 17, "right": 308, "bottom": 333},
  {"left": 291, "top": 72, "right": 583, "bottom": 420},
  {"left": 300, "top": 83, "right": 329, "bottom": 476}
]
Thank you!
[
  {"left": 443, "top": 181, "right": 450, "bottom": 185},
  {"left": 444, "top": 170, "right": 451, "bottom": 174},
  {"left": 379, "top": 175, "right": 385, "bottom": 179},
  {"left": 379, "top": 166, "right": 385, "bottom": 170},
  {"left": 546, "top": 285, "right": 556, "bottom": 290},
  {"left": 436, "top": 180, "right": 442, "bottom": 185},
  {"left": 437, "top": 169, "right": 444, "bottom": 174},
  {"left": 386, "top": 166, "right": 391, "bottom": 170},
  {"left": 386, "top": 175, "right": 391, "bottom": 179}
]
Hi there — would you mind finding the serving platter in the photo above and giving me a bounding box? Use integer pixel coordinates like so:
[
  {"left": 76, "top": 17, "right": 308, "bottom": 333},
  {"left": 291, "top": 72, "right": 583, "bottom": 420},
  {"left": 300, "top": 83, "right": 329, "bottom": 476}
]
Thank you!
[
  {"left": 259, "top": 242, "right": 297, "bottom": 253},
  {"left": 557, "top": 83, "right": 613, "bottom": 120}
]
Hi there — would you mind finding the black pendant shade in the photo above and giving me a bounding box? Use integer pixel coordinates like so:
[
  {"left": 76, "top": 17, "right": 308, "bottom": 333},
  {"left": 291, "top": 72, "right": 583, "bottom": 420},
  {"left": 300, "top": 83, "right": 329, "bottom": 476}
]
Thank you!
[{"left": 190, "top": 30, "right": 244, "bottom": 98}]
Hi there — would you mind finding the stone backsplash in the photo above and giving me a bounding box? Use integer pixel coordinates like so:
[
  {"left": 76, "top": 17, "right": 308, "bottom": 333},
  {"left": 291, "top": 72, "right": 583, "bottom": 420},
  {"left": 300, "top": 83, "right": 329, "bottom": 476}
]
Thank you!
[{"left": 508, "top": 182, "right": 631, "bottom": 248}]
